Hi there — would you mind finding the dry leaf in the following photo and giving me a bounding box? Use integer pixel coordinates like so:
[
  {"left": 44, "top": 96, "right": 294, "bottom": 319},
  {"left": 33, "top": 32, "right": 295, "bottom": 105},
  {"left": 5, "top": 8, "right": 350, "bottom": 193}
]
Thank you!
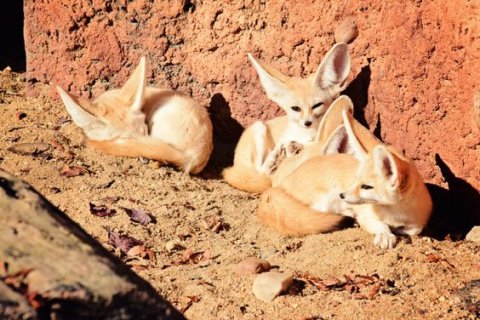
[
  {"left": 61, "top": 165, "right": 89, "bottom": 177},
  {"left": 126, "top": 208, "right": 153, "bottom": 225},
  {"left": 89, "top": 203, "right": 116, "bottom": 217},
  {"left": 107, "top": 230, "right": 143, "bottom": 254}
]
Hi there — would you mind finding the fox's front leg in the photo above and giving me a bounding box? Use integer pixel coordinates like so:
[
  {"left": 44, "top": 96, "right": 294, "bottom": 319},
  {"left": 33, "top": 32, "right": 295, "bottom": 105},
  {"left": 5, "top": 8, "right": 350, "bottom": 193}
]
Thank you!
[
  {"left": 262, "top": 141, "right": 304, "bottom": 175},
  {"left": 355, "top": 210, "right": 397, "bottom": 249}
]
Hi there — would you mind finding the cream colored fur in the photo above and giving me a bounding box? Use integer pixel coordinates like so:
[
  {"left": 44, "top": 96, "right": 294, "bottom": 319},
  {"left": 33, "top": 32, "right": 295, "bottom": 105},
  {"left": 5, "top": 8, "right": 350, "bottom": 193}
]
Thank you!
[
  {"left": 57, "top": 57, "right": 213, "bottom": 174},
  {"left": 223, "top": 43, "right": 351, "bottom": 193},
  {"left": 258, "top": 111, "right": 433, "bottom": 249}
]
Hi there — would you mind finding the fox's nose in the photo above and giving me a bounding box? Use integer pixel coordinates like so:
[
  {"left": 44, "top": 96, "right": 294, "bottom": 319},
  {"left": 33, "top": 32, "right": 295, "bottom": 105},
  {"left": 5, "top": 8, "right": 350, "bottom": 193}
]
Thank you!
[
  {"left": 304, "top": 121, "right": 312, "bottom": 127},
  {"left": 339, "top": 193, "right": 345, "bottom": 199}
]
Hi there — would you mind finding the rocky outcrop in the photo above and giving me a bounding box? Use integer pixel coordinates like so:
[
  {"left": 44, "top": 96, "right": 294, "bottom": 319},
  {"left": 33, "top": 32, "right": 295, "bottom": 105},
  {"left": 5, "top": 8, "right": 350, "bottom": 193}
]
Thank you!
[
  {"left": 24, "top": 0, "right": 480, "bottom": 190},
  {"left": 0, "top": 170, "right": 185, "bottom": 319}
]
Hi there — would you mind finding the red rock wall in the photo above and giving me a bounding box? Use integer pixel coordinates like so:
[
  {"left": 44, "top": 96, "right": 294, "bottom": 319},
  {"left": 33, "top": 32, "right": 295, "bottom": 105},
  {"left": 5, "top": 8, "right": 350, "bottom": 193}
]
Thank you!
[{"left": 24, "top": 0, "right": 480, "bottom": 191}]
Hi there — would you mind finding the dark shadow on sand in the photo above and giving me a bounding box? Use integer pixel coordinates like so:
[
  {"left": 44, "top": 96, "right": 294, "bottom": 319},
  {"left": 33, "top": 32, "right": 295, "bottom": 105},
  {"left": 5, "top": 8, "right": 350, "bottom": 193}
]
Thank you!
[
  {"left": 201, "top": 93, "right": 244, "bottom": 179},
  {"left": 423, "top": 154, "right": 480, "bottom": 240}
]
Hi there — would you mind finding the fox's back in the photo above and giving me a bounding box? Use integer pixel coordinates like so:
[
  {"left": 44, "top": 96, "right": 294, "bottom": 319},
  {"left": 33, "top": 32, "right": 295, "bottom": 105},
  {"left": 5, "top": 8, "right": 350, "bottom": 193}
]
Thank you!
[
  {"left": 280, "top": 154, "right": 359, "bottom": 206},
  {"left": 144, "top": 88, "right": 212, "bottom": 153}
]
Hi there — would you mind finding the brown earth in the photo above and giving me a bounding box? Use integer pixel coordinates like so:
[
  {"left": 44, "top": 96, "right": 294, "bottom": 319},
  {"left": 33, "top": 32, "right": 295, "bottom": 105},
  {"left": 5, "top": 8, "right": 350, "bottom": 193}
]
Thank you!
[
  {"left": 1, "top": 68, "right": 479, "bottom": 319},
  {"left": 24, "top": 0, "right": 480, "bottom": 192}
]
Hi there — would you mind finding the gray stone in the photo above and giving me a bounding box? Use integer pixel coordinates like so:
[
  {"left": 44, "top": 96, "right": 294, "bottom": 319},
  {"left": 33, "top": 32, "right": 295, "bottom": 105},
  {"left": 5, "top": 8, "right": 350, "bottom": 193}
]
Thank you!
[
  {"left": 252, "top": 271, "right": 293, "bottom": 302},
  {"left": 466, "top": 226, "right": 480, "bottom": 242}
]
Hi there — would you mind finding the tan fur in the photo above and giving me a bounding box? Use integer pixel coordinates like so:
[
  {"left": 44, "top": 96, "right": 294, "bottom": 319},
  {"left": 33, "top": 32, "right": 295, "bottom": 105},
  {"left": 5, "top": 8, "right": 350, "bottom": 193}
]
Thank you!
[
  {"left": 272, "top": 95, "right": 354, "bottom": 186},
  {"left": 258, "top": 184, "right": 348, "bottom": 237},
  {"left": 222, "top": 166, "right": 271, "bottom": 194},
  {"left": 57, "top": 57, "right": 213, "bottom": 174},
  {"left": 258, "top": 112, "right": 433, "bottom": 249},
  {"left": 224, "top": 43, "right": 351, "bottom": 192}
]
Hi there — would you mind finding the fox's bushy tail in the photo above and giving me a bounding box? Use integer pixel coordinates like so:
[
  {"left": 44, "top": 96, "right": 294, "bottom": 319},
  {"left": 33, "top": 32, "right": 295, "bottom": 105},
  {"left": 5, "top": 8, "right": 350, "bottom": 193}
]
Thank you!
[
  {"left": 222, "top": 166, "right": 271, "bottom": 194},
  {"left": 257, "top": 187, "right": 346, "bottom": 236},
  {"left": 86, "top": 137, "right": 198, "bottom": 173}
]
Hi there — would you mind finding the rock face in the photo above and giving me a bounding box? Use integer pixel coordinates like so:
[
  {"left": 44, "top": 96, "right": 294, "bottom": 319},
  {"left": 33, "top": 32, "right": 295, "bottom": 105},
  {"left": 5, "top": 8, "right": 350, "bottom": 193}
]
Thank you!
[
  {"left": 24, "top": 0, "right": 480, "bottom": 190},
  {"left": 0, "top": 170, "right": 185, "bottom": 319}
]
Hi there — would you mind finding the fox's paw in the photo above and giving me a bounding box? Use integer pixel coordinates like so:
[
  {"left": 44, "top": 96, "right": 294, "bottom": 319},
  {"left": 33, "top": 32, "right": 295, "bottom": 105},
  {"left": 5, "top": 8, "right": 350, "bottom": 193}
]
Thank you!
[
  {"left": 374, "top": 233, "right": 397, "bottom": 249},
  {"left": 265, "top": 146, "right": 287, "bottom": 174},
  {"left": 286, "top": 141, "right": 304, "bottom": 156}
]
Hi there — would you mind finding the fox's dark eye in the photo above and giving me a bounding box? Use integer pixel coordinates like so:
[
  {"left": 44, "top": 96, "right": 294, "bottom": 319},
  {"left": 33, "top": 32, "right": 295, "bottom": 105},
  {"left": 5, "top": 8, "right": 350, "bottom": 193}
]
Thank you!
[
  {"left": 291, "top": 106, "right": 301, "bottom": 112},
  {"left": 361, "top": 184, "right": 374, "bottom": 190},
  {"left": 312, "top": 102, "right": 324, "bottom": 109}
]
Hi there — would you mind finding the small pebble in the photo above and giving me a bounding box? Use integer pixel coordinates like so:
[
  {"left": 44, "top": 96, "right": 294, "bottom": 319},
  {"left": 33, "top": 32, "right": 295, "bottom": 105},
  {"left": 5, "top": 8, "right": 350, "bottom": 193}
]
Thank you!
[
  {"left": 165, "top": 240, "right": 184, "bottom": 252},
  {"left": 235, "top": 257, "right": 271, "bottom": 275},
  {"left": 465, "top": 226, "right": 480, "bottom": 242},
  {"left": 252, "top": 271, "right": 293, "bottom": 302}
]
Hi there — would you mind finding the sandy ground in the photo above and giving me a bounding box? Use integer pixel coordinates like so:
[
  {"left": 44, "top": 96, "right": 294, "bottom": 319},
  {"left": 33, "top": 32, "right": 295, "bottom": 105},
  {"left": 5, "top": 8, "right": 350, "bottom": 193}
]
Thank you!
[{"left": 0, "top": 70, "right": 479, "bottom": 319}]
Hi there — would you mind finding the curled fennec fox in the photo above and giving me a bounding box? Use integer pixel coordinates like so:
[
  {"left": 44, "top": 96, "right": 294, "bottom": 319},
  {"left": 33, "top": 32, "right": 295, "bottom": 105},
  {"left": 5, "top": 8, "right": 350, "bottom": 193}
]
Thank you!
[
  {"left": 57, "top": 57, "right": 213, "bottom": 174},
  {"left": 258, "top": 111, "right": 433, "bottom": 249},
  {"left": 223, "top": 43, "right": 351, "bottom": 193}
]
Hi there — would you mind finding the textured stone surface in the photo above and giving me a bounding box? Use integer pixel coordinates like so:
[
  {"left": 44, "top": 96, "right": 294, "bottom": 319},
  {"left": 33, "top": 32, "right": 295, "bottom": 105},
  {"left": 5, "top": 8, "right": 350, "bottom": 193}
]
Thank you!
[
  {"left": 24, "top": 0, "right": 480, "bottom": 190},
  {"left": 235, "top": 257, "right": 272, "bottom": 275},
  {"left": 252, "top": 271, "right": 293, "bottom": 302},
  {"left": 465, "top": 226, "right": 480, "bottom": 243}
]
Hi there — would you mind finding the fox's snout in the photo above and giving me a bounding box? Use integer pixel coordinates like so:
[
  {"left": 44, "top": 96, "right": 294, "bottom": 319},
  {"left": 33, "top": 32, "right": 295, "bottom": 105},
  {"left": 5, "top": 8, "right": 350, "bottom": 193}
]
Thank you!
[{"left": 339, "top": 191, "right": 363, "bottom": 204}]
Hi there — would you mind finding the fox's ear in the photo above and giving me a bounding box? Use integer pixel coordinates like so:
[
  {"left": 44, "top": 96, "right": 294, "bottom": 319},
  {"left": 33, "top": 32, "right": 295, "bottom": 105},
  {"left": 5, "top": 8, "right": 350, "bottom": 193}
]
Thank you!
[
  {"left": 57, "top": 86, "right": 106, "bottom": 130},
  {"left": 342, "top": 110, "right": 368, "bottom": 160},
  {"left": 373, "top": 145, "right": 399, "bottom": 185},
  {"left": 313, "top": 42, "right": 351, "bottom": 90},
  {"left": 119, "top": 56, "right": 146, "bottom": 112},
  {"left": 324, "top": 125, "right": 351, "bottom": 154},
  {"left": 248, "top": 53, "right": 289, "bottom": 105},
  {"left": 315, "top": 95, "right": 353, "bottom": 143}
]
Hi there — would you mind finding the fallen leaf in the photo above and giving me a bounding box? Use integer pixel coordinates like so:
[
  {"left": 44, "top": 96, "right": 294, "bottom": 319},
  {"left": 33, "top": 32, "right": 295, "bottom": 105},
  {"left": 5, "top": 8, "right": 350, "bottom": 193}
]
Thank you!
[
  {"left": 26, "top": 291, "right": 42, "bottom": 309},
  {"left": 89, "top": 203, "right": 116, "bottom": 217},
  {"left": 55, "top": 116, "right": 71, "bottom": 127},
  {"left": 2, "top": 268, "right": 33, "bottom": 290},
  {"left": 125, "top": 208, "right": 153, "bottom": 225},
  {"left": 367, "top": 283, "right": 382, "bottom": 300},
  {"left": 107, "top": 230, "right": 143, "bottom": 254},
  {"left": 425, "top": 253, "right": 455, "bottom": 269},
  {"left": 172, "top": 248, "right": 212, "bottom": 266},
  {"left": 178, "top": 295, "right": 200, "bottom": 313},
  {"left": 127, "top": 245, "right": 146, "bottom": 257},
  {"left": 61, "top": 165, "right": 89, "bottom": 177},
  {"left": 201, "top": 216, "right": 229, "bottom": 233}
]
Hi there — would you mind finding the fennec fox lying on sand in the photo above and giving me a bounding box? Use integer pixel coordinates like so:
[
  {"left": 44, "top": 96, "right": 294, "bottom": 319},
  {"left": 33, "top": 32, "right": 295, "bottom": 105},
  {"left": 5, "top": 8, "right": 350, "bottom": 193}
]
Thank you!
[
  {"left": 223, "top": 43, "right": 351, "bottom": 193},
  {"left": 57, "top": 57, "right": 213, "bottom": 174},
  {"left": 258, "top": 110, "right": 433, "bottom": 249}
]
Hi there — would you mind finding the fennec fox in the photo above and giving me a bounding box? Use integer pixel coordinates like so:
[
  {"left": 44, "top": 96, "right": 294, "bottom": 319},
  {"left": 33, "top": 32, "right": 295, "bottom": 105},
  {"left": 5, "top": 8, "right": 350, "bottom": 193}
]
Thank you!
[
  {"left": 258, "top": 111, "right": 432, "bottom": 249},
  {"left": 223, "top": 43, "right": 351, "bottom": 193},
  {"left": 57, "top": 57, "right": 213, "bottom": 174},
  {"left": 271, "top": 95, "right": 355, "bottom": 186}
]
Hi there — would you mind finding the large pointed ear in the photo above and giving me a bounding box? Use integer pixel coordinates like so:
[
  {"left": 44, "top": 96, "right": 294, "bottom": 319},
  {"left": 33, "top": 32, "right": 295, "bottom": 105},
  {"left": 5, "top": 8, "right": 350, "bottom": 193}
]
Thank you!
[
  {"left": 313, "top": 43, "right": 351, "bottom": 90},
  {"left": 248, "top": 53, "right": 290, "bottom": 104},
  {"left": 374, "top": 145, "right": 411, "bottom": 190},
  {"left": 323, "top": 125, "right": 350, "bottom": 154},
  {"left": 315, "top": 95, "right": 353, "bottom": 143},
  {"left": 373, "top": 145, "right": 399, "bottom": 186},
  {"left": 342, "top": 110, "right": 369, "bottom": 160},
  {"left": 119, "top": 56, "right": 146, "bottom": 112},
  {"left": 342, "top": 110, "right": 383, "bottom": 156},
  {"left": 56, "top": 86, "right": 105, "bottom": 130}
]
